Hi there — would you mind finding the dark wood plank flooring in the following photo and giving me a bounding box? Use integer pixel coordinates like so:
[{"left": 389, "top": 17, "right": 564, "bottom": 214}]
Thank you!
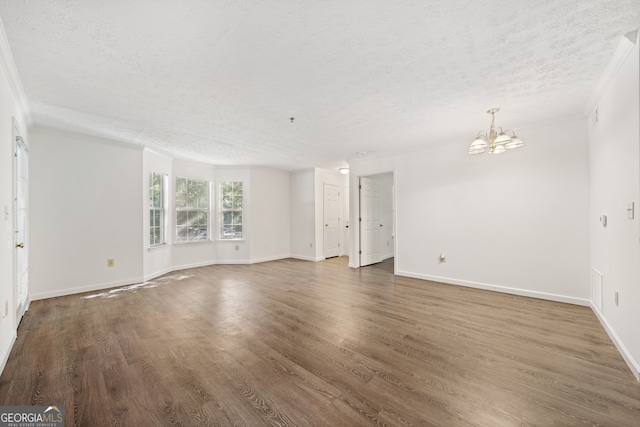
[{"left": 1, "top": 257, "right": 639, "bottom": 426}]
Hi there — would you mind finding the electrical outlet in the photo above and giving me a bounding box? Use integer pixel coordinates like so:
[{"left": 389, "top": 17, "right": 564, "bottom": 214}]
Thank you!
[
  {"left": 440, "top": 253, "right": 447, "bottom": 263},
  {"left": 235, "top": 245, "right": 239, "bottom": 251},
  {"left": 107, "top": 258, "right": 115, "bottom": 267},
  {"left": 615, "top": 291, "right": 619, "bottom": 306}
]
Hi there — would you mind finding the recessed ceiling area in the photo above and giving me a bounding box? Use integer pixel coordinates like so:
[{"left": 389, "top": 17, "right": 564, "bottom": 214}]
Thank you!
[{"left": 1, "top": 0, "right": 639, "bottom": 171}]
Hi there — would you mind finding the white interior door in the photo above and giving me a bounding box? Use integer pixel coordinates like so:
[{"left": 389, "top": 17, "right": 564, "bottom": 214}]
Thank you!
[
  {"left": 14, "top": 132, "right": 29, "bottom": 321},
  {"left": 359, "top": 176, "right": 382, "bottom": 266},
  {"left": 323, "top": 183, "right": 340, "bottom": 258}
]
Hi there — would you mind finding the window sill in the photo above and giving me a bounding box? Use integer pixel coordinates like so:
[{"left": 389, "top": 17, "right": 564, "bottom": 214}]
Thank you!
[
  {"left": 215, "top": 239, "right": 246, "bottom": 243},
  {"left": 173, "top": 240, "right": 214, "bottom": 246},
  {"left": 148, "top": 243, "right": 169, "bottom": 251}
]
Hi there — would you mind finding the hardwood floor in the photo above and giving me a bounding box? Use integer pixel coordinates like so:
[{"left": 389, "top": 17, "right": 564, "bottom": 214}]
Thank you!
[{"left": 1, "top": 257, "right": 639, "bottom": 426}]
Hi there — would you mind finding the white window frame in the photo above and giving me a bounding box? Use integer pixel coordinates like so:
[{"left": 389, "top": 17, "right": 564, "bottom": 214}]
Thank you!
[
  {"left": 175, "top": 177, "right": 211, "bottom": 243},
  {"left": 218, "top": 181, "right": 244, "bottom": 240},
  {"left": 149, "top": 172, "right": 168, "bottom": 247}
]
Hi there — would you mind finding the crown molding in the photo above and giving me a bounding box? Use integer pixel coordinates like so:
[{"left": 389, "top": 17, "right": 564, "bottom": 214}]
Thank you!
[
  {"left": 0, "top": 16, "right": 33, "bottom": 126},
  {"left": 584, "top": 29, "right": 639, "bottom": 116}
]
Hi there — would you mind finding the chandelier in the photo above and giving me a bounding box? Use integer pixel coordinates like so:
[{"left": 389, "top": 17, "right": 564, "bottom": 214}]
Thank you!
[{"left": 468, "top": 108, "right": 524, "bottom": 154}]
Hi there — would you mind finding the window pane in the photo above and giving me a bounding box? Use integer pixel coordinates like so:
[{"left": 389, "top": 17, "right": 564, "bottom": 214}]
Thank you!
[
  {"left": 222, "top": 195, "right": 233, "bottom": 209},
  {"left": 187, "top": 191, "right": 197, "bottom": 208},
  {"left": 176, "top": 178, "right": 187, "bottom": 194},
  {"left": 149, "top": 172, "right": 167, "bottom": 246},
  {"left": 198, "top": 211, "right": 208, "bottom": 225},
  {"left": 233, "top": 196, "right": 242, "bottom": 209},
  {"left": 177, "top": 210, "right": 188, "bottom": 226},
  {"left": 197, "top": 226, "right": 208, "bottom": 239},
  {"left": 175, "top": 178, "right": 210, "bottom": 243},
  {"left": 223, "top": 211, "right": 233, "bottom": 225},
  {"left": 198, "top": 194, "right": 208, "bottom": 209},
  {"left": 188, "top": 211, "right": 199, "bottom": 226},
  {"left": 177, "top": 226, "right": 188, "bottom": 241},
  {"left": 219, "top": 181, "right": 243, "bottom": 239},
  {"left": 175, "top": 192, "right": 186, "bottom": 208}
]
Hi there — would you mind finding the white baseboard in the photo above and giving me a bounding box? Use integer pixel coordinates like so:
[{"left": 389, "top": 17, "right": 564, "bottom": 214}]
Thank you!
[
  {"left": 31, "top": 276, "right": 145, "bottom": 301},
  {"left": 395, "top": 270, "right": 591, "bottom": 307},
  {"left": 249, "top": 254, "right": 290, "bottom": 264},
  {"left": 143, "top": 267, "right": 175, "bottom": 282},
  {"left": 590, "top": 303, "right": 640, "bottom": 382},
  {"left": 290, "top": 254, "right": 324, "bottom": 262},
  {"left": 171, "top": 260, "right": 218, "bottom": 272},
  {"left": 0, "top": 331, "right": 17, "bottom": 376}
]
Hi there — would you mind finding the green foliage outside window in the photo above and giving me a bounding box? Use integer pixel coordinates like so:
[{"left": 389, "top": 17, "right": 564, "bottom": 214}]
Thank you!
[
  {"left": 149, "top": 172, "right": 166, "bottom": 246},
  {"left": 176, "top": 177, "right": 210, "bottom": 242},
  {"left": 219, "top": 181, "right": 243, "bottom": 239}
]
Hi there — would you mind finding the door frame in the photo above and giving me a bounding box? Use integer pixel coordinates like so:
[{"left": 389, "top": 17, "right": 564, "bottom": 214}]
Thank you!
[
  {"left": 349, "top": 169, "right": 396, "bottom": 272},
  {"left": 323, "top": 182, "right": 341, "bottom": 259},
  {"left": 13, "top": 118, "right": 29, "bottom": 323}
]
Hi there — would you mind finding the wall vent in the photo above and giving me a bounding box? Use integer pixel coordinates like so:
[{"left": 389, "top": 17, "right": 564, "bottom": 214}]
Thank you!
[{"left": 591, "top": 268, "right": 603, "bottom": 313}]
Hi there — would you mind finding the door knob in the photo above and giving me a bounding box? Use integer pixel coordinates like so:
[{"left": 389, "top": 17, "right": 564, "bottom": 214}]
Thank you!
[
  {"left": 379, "top": 224, "right": 383, "bottom": 227},
  {"left": 16, "top": 242, "right": 24, "bottom": 248},
  {"left": 325, "top": 224, "right": 328, "bottom": 227}
]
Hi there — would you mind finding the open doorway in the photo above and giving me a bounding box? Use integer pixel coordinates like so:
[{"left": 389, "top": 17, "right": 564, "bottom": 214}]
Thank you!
[{"left": 358, "top": 172, "right": 395, "bottom": 270}]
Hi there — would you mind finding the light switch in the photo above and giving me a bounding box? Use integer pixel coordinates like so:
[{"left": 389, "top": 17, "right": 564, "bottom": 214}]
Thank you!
[
  {"left": 602, "top": 215, "right": 607, "bottom": 227},
  {"left": 628, "top": 202, "right": 635, "bottom": 219}
]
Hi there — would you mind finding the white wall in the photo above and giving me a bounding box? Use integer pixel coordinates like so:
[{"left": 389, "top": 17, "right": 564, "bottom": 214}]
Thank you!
[
  {"left": 350, "top": 116, "right": 590, "bottom": 305},
  {"left": 290, "top": 168, "right": 316, "bottom": 260},
  {"left": 0, "top": 32, "right": 29, "bottom": 374},
  {"left": 29, "top": 127, "right": 144, "bottom": 299},
  {"left": 588, "top": 32, "right": 640, "bottom": 380},
  {"left": 143, "top": 149, "right": 173, "bottom": 280},
  {"left": 249, "top": 167, "right": 290, "bottom": 263}
]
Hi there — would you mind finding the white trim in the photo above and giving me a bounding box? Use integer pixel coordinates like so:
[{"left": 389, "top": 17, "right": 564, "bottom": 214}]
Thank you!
[
  {"left": 584, "top": 30, "right": 639, "bottom": 116},
  {"left": 0, "top": 332, "right": 17, "bottom": 377},
  {"left": 147, "top": 243, "right": 170, "bottom": 251},
  {"left": 249, "top": 255, "right": 290, "bottom": 264},
  {"left": 171, "top": 260, "right": 218, "bottom": 272},
  {"left": 143, "top": 267, "right": 174, "bottom": 282},
  {"left": 0, "top": 17, "right": 32, "bottom": 126},
  {"left": 31, "top": 276, "right": 144, "bottom": 301},
  {"left": 396, "top": 270, "right": 591, "bottom": 307},
  {"left": 290, "top": 254, "right": 324, "bottom": 262},
  {"left": 591, "top": 303, "right": 640, "bottom": 382}
]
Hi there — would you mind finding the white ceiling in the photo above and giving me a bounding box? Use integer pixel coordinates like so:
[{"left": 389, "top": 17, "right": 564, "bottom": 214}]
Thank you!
[{"left": 1, "top": 1, "right": 639, "bottom": 171}]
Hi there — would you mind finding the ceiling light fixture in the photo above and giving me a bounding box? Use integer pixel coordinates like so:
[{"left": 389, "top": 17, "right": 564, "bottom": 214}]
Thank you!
[
  {"left": 468, "top": 108, "right": 524, "bottom": 155},
  {"left": 338, "top": 167, "right": 349, "bottom": 175}
]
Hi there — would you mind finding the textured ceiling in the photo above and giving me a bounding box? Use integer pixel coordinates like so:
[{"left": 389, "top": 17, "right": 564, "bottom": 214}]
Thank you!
[{"left": 1, "top": 1, "right": 639, "bottom": 171}]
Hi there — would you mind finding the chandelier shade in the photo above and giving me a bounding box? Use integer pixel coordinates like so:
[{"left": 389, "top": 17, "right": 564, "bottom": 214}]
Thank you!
[{"left": 468, "top": 108, "right": 524, "bottom": 155}]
